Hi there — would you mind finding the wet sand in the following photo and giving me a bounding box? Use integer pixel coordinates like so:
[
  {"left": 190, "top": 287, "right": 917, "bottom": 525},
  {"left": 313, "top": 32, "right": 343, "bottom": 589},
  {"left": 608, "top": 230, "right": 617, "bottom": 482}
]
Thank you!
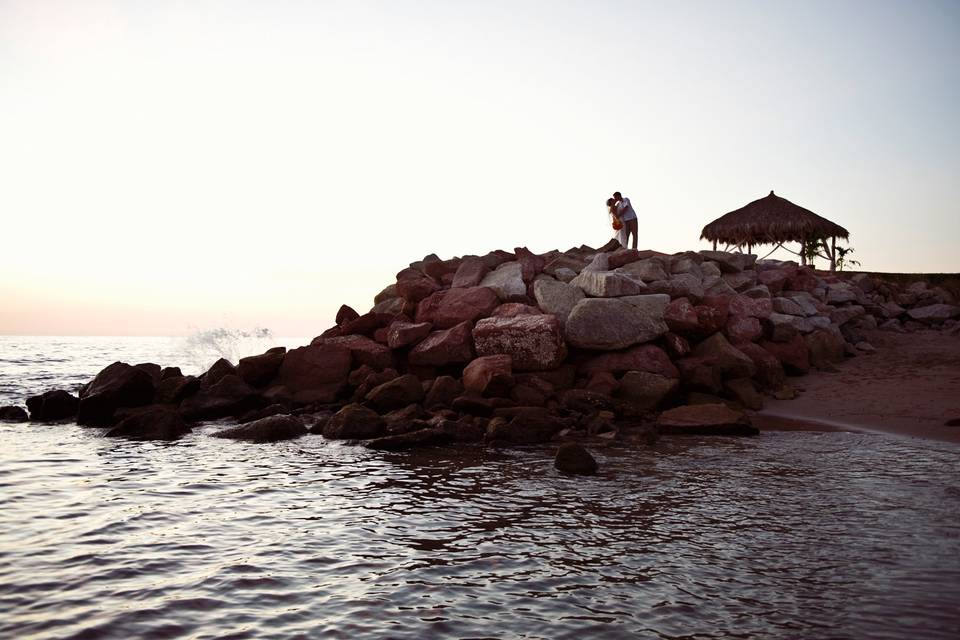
[{"left": 756, "top": 329, "right": 960, "bottom": 444}]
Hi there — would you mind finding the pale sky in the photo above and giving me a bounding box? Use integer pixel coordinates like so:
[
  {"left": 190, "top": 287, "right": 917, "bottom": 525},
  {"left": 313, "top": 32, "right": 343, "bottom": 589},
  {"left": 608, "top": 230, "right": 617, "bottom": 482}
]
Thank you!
[{"left": 1, "top": 0, "right": 958, "bottom": 336}]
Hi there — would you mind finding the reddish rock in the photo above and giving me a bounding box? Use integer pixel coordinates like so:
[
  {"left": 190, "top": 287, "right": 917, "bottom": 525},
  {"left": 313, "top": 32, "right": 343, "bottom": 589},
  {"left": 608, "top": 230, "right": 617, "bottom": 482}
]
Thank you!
[
  {"left": 725, "top": 315, "right": 763, "bottom": 344},
  {"left": 472, "top": 314, "right": 567, "bottom": 371},
  {"left": 664, "top": 298, "right": 700, "bottom": 334},
  {"left": 422, "top": 257, "right": 462, "bottom": 281},
  {"left": 135, "top": 363, "right": 162, "bottom": 383},
  {"left": 156, "top": 375, "right": 200, "bottom": 404},
  {"left": 729, "top": 295, "right": 772, "bottom": 319},
  {"left": 761, "top": 334, "right": 810, "bottom": 375},
  {"left": 757, "top": 268, "right": 788, "bottom": 294},
  {"left": 695, "top": 302, "right": 729, "bottom": 336},
  {"left": 580, "top": 344, "right": 679, "bottom": 379},
  {"left": 424, "top": 375, "right": 464, "bottom": 408},
  {"left": 105, "top": 405, "right": 192, "bottom": 440},
  {"left": 396, "top": 269, "right": 441, "bottom": 303},
  {"left": 491, "top": 302, "right": 541, "bottom": 317},
  {"left": 662, "top": 332, "right": 692, "bottom": 359},
  {"left": 160, "top": 367, "right": 182, "bottom": 380},
  {"left": 618, "top": 371, "right": 679, "bottom": 412},
  {"left": 278, "top": 343, "right": 352, "bottom": 404},
  {"left": 725, "top": 378, "right": 764, "bottom": 410},
  {"left": 451, "top": 257, "right": 490, "bottom": 288},
  {"left": 179, "top": 375, "right": 258, "bottom": 421},
  {"left": 78, "top": 362, "right": 156, "bottom": 426},
  {"left": 237, "top": 350, "right": 285, "bottom": 387},
  {"left": 322, "top": 335, "right": 394, "bottom": 370},
  {"left": 585, "top": 371, "right": 619, "bottom": 396},
  {"left": 487, "top": 407, "right": 562, "bottom": 444},
  {"left": 463, "top": 355, "right": 514, "bottom": 395},
  {"left": 339, "top": 312, "right": 395, "bottom": 338},
  {"left": 517, "top": 366, "right": 576, "bottom": 392},
  {"left": 211, "top": 414, "right": 306, "bottom": 443},
  {"left": 415, "top": 287, "right": 500, "bottom": 329},
  {"left": 365, "top": 374, "right": 425, "bottom": 412},
  {"left": 691, "top": 333, "right": 756, "bottom": 379},
  {"left": 785, "top": 266, "right": 818, "bottom": 292},
  {"left": 515, "top": 246, "right": 546, "bottom": 282},
  {"left": 736, "top": 342, "right": 786, "bottom": 390},
  {"left": 323, "top": 404, "right": 386, "bottom": 439},
  {"left": 336, "top": 304, "right": 360, "bottom": 326},
  {"left": 608, "top": 248, "right": 642, "bottom": 269},
  {"left": 554, "top": 443, "right": 598, "bottom": 475},
  {"left": 657, "top": 403, "right": 758, "bottom": 436},
  {"left": 203, "top": 358, "right": 236, "bottom": 387},
  {"left": 805, "top": 329, "right": 847, "bottom": 369},
  {"left": 675, "top": 356, "right": 723, "bottom": 393},
  {"left": 408, "top": 322, "right": 475, "bottom": 366},
  {"left": 387, "top": 321, "right": 433, "bottom": 349}
]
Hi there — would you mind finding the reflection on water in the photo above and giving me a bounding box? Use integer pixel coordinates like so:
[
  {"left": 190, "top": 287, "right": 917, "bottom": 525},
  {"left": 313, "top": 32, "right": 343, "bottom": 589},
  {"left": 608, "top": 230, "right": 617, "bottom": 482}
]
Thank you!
[{"left": 0, "top": 424, "right": 958, "bottom": 639}]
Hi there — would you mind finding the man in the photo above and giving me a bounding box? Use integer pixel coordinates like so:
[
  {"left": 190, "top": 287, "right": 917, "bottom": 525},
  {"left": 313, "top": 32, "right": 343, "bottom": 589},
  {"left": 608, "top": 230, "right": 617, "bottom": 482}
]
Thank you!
[{"left": 613, "top": 191, "right": 638, "bottom": 249}]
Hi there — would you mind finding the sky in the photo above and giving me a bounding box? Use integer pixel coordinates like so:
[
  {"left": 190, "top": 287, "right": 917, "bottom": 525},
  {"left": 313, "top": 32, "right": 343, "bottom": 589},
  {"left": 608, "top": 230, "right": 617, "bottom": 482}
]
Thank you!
[{"left": 1, "top": 0, "right": 958, "bottom": 336}]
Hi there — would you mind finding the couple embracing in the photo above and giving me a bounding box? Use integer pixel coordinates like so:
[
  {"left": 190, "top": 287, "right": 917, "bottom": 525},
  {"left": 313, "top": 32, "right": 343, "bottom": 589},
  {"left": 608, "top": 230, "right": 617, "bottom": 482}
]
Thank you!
[{"left": 606, "top": 191, "right": 638, "bottom": 249}]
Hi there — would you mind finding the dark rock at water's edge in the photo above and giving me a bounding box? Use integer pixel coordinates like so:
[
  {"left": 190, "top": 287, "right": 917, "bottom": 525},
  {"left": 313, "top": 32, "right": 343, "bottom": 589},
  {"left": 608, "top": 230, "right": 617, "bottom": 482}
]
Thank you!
[
  {"left": 0, "top": 406, "right": 29, "bottom": 423},
  {"left": 211, "top": 414, "right": 307, "bottom": 443},
  {"left": 19, "top": 245, "right": 959, "bottom": 453},
  {"left": 26, "top": 390, "right": 79, "bottom": 422},
  {"left": 554, "top": 443, "right": 599, "bottom": 475},
  {"left": 105, "top": 405, "right": 192, "bottom": 441}
]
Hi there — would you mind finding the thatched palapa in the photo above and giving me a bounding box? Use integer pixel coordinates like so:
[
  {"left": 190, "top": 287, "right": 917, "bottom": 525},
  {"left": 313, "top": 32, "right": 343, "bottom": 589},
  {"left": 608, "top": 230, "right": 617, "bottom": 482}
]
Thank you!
[{"left": 701, "top": 191, "right": 849, "bottom": 270}]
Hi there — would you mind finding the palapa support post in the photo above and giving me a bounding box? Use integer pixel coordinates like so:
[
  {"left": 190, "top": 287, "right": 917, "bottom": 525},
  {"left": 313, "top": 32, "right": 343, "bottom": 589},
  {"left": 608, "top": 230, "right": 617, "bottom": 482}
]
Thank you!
[
  {"left": 800, "top": 235, "right": 806, "bottom": 266},
  {"left": 829, "top": 236, "right": 836, "bottom": 272},
  {"left": 713, "top": 240, "right": 717, "bottom": 251}
]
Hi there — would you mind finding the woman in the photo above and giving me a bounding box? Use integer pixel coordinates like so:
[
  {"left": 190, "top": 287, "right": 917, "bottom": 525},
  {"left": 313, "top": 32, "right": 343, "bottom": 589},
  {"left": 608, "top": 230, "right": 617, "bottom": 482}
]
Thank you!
[{"left": 607, "top": 197, "right": 627, "bottom": 247}]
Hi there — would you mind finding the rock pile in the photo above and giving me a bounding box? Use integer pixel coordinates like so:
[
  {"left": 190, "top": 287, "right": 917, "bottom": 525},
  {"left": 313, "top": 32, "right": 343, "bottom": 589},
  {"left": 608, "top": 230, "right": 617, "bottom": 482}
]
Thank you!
[{"left": 6, "top": 242, "right": 959, "bottom": 448}]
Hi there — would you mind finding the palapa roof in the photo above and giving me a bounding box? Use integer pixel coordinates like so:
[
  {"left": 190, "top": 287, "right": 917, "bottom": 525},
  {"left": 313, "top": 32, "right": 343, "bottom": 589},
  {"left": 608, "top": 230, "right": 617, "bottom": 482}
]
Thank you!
[{"left": 701, "top": 191, "right": 849, "bottom": 246}]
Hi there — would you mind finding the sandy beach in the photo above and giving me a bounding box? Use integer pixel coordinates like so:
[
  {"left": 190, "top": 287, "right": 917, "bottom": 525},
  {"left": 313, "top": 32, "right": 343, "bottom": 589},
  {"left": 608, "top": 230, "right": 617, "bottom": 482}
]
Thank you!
[{"left": 756, "top": 329, "right": 960, "bottom": 443}]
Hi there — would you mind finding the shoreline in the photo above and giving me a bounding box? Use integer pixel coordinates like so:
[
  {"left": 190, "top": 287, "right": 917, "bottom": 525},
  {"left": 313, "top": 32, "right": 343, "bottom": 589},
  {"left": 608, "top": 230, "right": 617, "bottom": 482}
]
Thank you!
[{"left": 755, "top": 329, "right": 960, "bottom": 444}]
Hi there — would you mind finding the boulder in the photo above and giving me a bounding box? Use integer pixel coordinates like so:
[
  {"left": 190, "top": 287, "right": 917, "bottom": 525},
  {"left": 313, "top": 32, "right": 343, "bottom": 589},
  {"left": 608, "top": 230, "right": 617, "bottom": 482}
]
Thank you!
[
  {"left": 736, "top": 343, "right": 786, "bottom": 391},
  {"left": 515, "top": 246, "right": 546, "bottom": 282},
  {"left": 179, "top": 374, "right": 258, "bottom": 420},
  {"left": 805, "top": 328, "right": 847, "bottom": 369},
  {"left": 772, "top": 297, "right": 805, "bottom": 316},
  {"left": 830, "top": 305, "right": 866, "bottom": 326},
  {"left": 617, "top": 371, "right": 678, "bottom": 412},
  {"left": 757, "top": 269, "right": 788, "bottom": 294},
  {"left": 782, "top": 291, "right": 821, "bottom": 316},
  {"left": 728, "top": 295, "right": 772, "bottom": 319},
  {"left": 424, "top": 375, "right": 465, "bottom": 408},
  {"left": 408, "top": 321, "right": 475, "bottom": 366},
  {"left": 160, "top": 366, "right": 183, "bottom": 380},
  {"left": 565, "top": 295, "right": 670, "bottom": 350},
  {"left": 691, "top": 333, "right": 756, "bottom": 379},
  {"left": 211, "top": 414, "right": 307, "bottom": 443},
  {"left": 365, "top": 427, "right": 454, "bottom": 451},
  {"left": 554, "top": 443, "right": 598, "bottom": 475},
  {"left": 365, "top": 374, "right": 425, "bottom": 413},
  {"left": 724, "top": 378, "right": 764, "bottom": 410},
  {"left": 487, "top": 407, "right": 562, "bottom": 444},
  {"left": 374, "top": 283, "right": 398, "bottom": 305},
  {"left": 664, "top": 298, "right": 700, "bottom": 334},
  {"left": 608, "top": 248, "right": 642, "bottom": 269},
  {"left": 618, "top": 259, "right": 669, "bottom": 282},
  {"left": 479, "top": 262, "right": 527, "bottom": 301},
  {"left": 78, "top": 362, "right": 156, "bottom": 426},
  {"left": 25, "top": 389, "right": 80, "bottom": 422},
  {"left": 105, "top": 405, "right": 192, "bottom": 440},
  {"left": 277, "top": 343, "right": 352, "bottom": 404},
  {"left": 396, "top": 270, "right": 441, "bottom": 303},
  {"left": 319, "top": 335, "right": 394, "bottom": 371},
  {"left": 675, "top": 356, "right": 723, "bottom": 393},
  {"left": 156, "top": 375, "right": 201, "bottom": 404},
  {"left": 203, "top": 358, "right": 237, "bottom": 387},
  {"left": 553, "top": 267, "right": 577, "bottom": 283},
  {"left": 422, "top": 257, "right": 462, "bottom": 281},
  {"left": 761, "top": 334, "right": 810, "bottom": 374},
  {"left": 0, "top": 405, "right": 29, "bottom": 422},
  {"left": 237, "top": 350, "right": 285, "bottom": 387},
  {"left": 451, "top": 256, "right": 490, "bottom": 288},
  {"left": 543, "top": 254, "right": 588, "bottom": 277},
  {"left": 462, "top": 355, "right": 513, "bottom": 395},
  {"left": 135, "top": 363, "right": 162, "bottom": 383},
  {"left": 323, "top": 404, "right": 386, "bottom": 439},
  {"left": 569, "top": 270, "right": 646, "bottom": 297},
  {"left": 386, "top": 321, "right": 433, "bottom": 349},
  {"left": 580, "top": 344, "right": 678, "bottom": 378},
  {"left": 533, "top": 279, "right": 585, "bottom": 328},
  {"left": 473, "top": 315, "right": 567, "bottom": 370},
  {"left": 907, "top": 304, "right": 960, "bottom": 322},
  {"left": 725, "top": 315, "right": 763, "bottom": 344},
  {"left": 336, "top": 304, "right": 360, "bottom": 326},
  {"left": 657, "top": 403, "right": 758, "bottom": 436},
  {"left": 648, "top": 273, "right": 704, "bottom": 302},
  {"left": 415, "top": 286, "right": 500, "bottom": 329},
  {"left": 662, "top": 332, "right": 692, "bottom": 359},
  {"left": 697, "top": 251, "right": 756, "bottom": 273},
  {"left": 491, "top": 302, "right": 542, "bottom": 317},
  {"left": 826, "top": 283, "right": 859, "bottom": 305}
]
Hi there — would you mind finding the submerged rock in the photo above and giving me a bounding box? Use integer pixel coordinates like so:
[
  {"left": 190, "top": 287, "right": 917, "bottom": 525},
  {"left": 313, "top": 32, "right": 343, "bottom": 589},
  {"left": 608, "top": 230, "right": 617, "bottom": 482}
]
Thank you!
[
  {"left": 657, "top": 403, "right": 758, "bottom": 436},
  {"left": 105, "top": 405, "right": 192, "bottom": 441},
  {"left": 0, "top": 405, "right": 29, "bottom": 423},
  {"left": 26, "top": 389, "right": 79, "bottom": 422},
  {"left": 323, "top": 404, "right": 386, "bottom": 440},
  {"left": 211, "top": 414, "right": 306, "bottom": 443},
  {"left": 554, "top": 443, "right": 598, "bottom": 475}
]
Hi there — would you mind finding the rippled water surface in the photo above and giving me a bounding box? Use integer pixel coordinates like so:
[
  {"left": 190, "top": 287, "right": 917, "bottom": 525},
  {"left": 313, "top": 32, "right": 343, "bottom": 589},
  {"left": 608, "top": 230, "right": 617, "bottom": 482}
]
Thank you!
[{"left": 1, "top": 338, "right": 959, "bottom": 639}]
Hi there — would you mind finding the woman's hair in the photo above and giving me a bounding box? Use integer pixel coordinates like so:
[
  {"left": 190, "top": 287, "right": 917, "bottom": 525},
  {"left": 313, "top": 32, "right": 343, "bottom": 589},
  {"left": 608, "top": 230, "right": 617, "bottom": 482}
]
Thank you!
[{"left": 606, "top": 198, "right": 615, "bottom": 207}]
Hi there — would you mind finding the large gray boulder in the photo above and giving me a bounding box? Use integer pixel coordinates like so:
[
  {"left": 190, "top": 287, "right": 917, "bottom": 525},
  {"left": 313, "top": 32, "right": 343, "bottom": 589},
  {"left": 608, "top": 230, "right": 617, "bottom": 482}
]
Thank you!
[
  {"left": 617, "top": 259, "right": 669, "bottom": 282},
  {"left": 907, "top": 304, "right": 960, "bottom": 322},
  {"left": 617, "top": 371, "right": 678, "bottom": 412},
  {"left": 697, "top": 251, "right": 757, "bottom": 273},
  {"left": 479, "top": 262, "right": 527, "bottom": 301},
  {"left": 533, "top": 279, "right": 585, "bottom": 328},
  {"left": 569, "top": 270, "right": 645, "bottom": 297},
  {"left": 564, "top": 294, "right": 670, "bottom": 350}
]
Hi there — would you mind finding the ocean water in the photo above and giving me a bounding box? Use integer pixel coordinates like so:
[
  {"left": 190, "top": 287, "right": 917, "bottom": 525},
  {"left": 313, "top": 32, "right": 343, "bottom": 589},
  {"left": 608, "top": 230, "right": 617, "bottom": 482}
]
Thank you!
[{"left": 1, "top": 337, "right": 959, "bottom": 640}]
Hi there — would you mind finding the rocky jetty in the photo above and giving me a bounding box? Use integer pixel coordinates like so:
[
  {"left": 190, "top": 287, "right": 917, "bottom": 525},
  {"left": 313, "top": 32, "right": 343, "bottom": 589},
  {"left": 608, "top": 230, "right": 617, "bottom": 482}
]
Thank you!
[{"left": 10, "top": 243, "right": 960, "bottom": 453}]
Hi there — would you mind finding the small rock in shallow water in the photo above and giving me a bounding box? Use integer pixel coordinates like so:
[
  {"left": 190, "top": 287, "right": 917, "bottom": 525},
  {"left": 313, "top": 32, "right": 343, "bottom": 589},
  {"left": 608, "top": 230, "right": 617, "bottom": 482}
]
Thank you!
[
  {"left": 211, "top": 414, "right": 306, "bottom": 443},
  {"left": 0, "top": 406, "right": 29, "bottom": 422},
  {"left": 554, "top": 443, "right": 598, "bottom": 475}
]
